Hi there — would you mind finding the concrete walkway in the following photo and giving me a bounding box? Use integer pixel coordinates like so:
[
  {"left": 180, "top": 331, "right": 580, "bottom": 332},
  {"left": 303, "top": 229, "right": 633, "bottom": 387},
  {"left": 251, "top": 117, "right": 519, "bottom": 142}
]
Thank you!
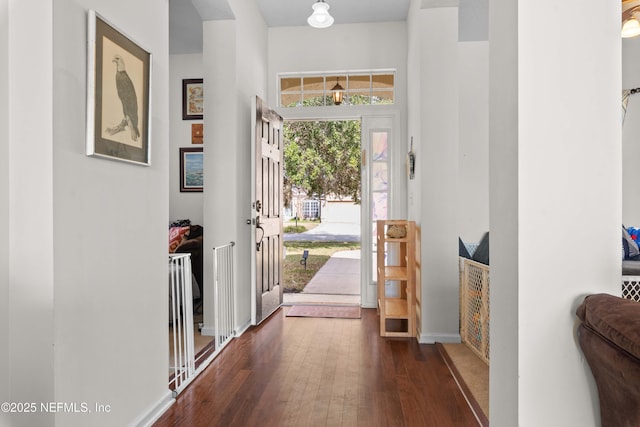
[
  {"left": 283, "top": 223, "right": 362, "bottom": 305},
  {"left": 283, "top": 250, "right": 361, "bottom": 305},
  {"left": 302, "top": 250, "right": 360, "bottom": 295}
]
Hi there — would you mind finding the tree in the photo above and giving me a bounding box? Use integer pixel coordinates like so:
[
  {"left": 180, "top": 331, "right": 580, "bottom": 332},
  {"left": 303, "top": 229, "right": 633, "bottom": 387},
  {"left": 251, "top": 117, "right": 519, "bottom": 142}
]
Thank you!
[{"left": 284, "top": 120, "right": 361, "bottom": 205}]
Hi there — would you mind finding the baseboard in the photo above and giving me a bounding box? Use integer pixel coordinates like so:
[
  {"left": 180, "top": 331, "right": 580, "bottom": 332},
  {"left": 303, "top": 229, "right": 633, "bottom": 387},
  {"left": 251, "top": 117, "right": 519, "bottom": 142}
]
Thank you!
[
  {"left": 200, "top": 324, "right": 214, "bottom": 336},
  {"left": 202, "top": 320, "right": 250, "bottom": 338},
  {"left": 235, "top": 319, "right": 251, "bottom": 336},
  {"left": 132, "top": 390, "right": 174, "bottom": 427},
  {"left": 417, "top": 332, "right": 461, "bottom": 344}
]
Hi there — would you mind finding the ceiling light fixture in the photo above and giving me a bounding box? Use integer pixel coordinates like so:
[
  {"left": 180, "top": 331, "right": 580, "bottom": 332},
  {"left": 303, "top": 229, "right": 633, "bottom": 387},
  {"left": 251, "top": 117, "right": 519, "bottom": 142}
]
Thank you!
[
  {"left": 623, "top": 16, "right": 640, "bottom": 38},
  {"left": 308, "top": 0, "right": 334, "bottom": 29},
  {"left": 331, "top": 77, "right": 344, "bottom": 105}
]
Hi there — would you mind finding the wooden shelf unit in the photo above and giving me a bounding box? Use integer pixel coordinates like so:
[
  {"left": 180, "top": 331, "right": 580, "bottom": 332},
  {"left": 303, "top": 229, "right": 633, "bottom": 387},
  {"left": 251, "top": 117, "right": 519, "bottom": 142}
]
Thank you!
[{"left": 376, "top": 220, "right": 417, "bottom": 337}]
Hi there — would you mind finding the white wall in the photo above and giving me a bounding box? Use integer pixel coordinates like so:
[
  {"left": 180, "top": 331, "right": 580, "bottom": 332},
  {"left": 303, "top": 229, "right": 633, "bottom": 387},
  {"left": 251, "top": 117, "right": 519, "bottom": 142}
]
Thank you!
[
  {"left": 0, "top": 0, "right": 11, "bottom": 426},
  {"left": 407, "top": 3, "right": 420, "bottom": 225},
  {"left": 50, "top": 1, "right": 171, "bottom": 426},
  {"left": 488, "top": 0, "right": 519, "bottom": 422},
  {"left": 407, "top": 2, "right": 461, "bottom": 343},
  {"left": 6, "top": 3, "right": 56, "bottom": 426},
  {"left": 202, "top": 0, "right": 268, "bottom": 333},
  {"left": 170, "top": 54, "right": 204, "bottom": 225},
  {"left": 490, "top": 0, "right": 621, "bottom": 425},
  {"left": 458, "top": 41, "right": 489, "bottom": 244},
  {"left": 623, "top": 37, "right": 640, "bottom": 226},
  {"left": 267, "top": 22, "right": 408, "bottom": 113}
]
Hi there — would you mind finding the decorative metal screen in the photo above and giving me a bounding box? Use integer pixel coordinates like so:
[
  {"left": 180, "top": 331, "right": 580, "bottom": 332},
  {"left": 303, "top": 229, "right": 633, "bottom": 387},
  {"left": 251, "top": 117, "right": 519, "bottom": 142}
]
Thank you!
[
  {"left": 460, "top": 258, "right": 490, "bottom": 364},
  {"left": 622, "top": 276, "right": 640, "bottom": 302}
]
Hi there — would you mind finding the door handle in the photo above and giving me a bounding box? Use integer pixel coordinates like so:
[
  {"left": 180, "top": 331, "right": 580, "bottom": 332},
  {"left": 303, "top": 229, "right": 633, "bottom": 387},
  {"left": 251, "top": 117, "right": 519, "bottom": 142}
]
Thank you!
[{"left": 255, "top": 215, "right": 264, "bottom": 252}]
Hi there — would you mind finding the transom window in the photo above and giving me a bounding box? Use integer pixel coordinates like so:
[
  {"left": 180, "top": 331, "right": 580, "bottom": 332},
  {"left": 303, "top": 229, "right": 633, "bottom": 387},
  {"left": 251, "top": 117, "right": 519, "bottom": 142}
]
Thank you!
[{"left": 279, "top": 71, "right": 395, "bottom": 107}]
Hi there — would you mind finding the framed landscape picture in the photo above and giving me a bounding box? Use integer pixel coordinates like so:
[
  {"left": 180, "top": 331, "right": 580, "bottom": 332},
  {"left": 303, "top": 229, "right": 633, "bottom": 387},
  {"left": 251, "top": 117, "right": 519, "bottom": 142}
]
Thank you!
[
  {"left": 86, "top": 10, "right": 152, "bottom": 165},
  {"left": 180, "top": 147, "right": 203, "bottom": 192},
  {"left": 182, "top": 78, "right": 203, "bottom": 120}
]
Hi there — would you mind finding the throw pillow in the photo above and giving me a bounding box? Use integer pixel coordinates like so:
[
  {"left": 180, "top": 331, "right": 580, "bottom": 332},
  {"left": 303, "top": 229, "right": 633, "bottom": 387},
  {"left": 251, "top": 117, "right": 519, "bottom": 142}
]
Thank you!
[
  {"left": 623, "top": 226, "right": 640, "bottom": 260},
  {"left": 170, "top": 219, "right": 191, "bottom": 228},
  {"left": 169, "top": 226, "right": 190, "bottom": 253},
  {"left": 459, "top": 238, "right": 471, "bottom": 259},
  {"left": 472, "top": 232, "right": 490, "bottom": 265}
]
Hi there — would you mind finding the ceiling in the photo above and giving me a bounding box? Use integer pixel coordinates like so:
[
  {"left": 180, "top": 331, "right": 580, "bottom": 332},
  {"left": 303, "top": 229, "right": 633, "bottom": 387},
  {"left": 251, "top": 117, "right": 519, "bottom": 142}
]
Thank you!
[
  {"left": 169, "top": 0, "right": 487, "bottom": 54},
  {"left": 257, "top": 0, "right": 411, "bottom": 27}
]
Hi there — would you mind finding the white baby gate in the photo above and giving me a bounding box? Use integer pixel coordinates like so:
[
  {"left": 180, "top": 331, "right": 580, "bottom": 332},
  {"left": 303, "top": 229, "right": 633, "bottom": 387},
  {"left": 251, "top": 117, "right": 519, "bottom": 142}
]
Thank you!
[
  {"left": 212, "top": 242, "right": 236, "bottom": 354},
  {"left": 167, "top": 243, "right": 236, "bottom": 396},
  {"left": 168, "top": 253, "right": 195, "bottom": 395}
]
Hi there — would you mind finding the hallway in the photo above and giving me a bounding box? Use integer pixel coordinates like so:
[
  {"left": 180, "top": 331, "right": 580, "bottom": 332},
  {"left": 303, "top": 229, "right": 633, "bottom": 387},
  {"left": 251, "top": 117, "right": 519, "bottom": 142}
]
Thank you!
[{"left": 153, "top": 308, "right": 479, "bottom": 427}]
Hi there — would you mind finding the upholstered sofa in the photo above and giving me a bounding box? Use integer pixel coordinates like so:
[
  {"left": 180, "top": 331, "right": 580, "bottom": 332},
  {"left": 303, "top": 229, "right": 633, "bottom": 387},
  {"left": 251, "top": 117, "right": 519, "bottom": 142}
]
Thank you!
[
  {"left": 169, "top": 223, "right": 203, "bottom": 309},
  {"left": 174, "top": 225, "right": 203, "bottom": 296},
  {"left": 622, "top": 226, "right": 640, "bottom": 301},
  {"left": 576, "top": 293, "right": 640, "bottom": 427}
]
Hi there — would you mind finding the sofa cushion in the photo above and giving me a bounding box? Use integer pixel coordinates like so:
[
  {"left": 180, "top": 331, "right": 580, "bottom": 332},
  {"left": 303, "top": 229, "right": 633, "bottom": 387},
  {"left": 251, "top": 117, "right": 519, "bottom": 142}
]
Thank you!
[
  {"left": 187, "top": 224, "right": 203, "bottom": 239},
  {"left": 175, "top": 235, "right": 202, "bottom": 252},
  {"left": 576, "top": 293, "right": 640, "bottom": 360},
  {"left": 623, "top": 260, "right": 640, "bottom": 276}
]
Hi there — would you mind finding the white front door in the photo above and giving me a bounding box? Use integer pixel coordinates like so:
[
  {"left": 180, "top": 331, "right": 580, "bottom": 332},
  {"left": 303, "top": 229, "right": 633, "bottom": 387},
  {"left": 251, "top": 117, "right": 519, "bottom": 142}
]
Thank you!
[{"left": 251, "top": 96, "right": 284, "bottom": 325}]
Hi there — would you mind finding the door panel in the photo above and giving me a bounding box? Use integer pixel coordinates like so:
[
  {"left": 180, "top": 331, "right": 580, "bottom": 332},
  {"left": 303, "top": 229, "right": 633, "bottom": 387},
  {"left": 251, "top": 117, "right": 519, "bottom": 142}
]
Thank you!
[{"left": 252, "top": 96, "right": 284, "bottom": 324}]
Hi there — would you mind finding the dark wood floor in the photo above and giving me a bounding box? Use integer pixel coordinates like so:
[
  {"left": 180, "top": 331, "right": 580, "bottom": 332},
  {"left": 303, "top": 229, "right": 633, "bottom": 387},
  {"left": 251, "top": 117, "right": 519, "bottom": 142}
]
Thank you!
[{"left": 154, "top": 307, "right": 479, "bottom": 427}]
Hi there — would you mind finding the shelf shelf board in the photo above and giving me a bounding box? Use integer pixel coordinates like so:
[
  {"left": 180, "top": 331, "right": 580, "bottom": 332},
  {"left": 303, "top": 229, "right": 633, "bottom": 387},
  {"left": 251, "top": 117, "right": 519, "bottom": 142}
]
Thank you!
[
  {"left": 384, "top": 237, "right": 409, "bottom": 243},
  {"left": 384, "top": 299, "right": 408, "bottom": 317},
  {"left": 384, "top": 266, "right": 408, "bottom": 280}
]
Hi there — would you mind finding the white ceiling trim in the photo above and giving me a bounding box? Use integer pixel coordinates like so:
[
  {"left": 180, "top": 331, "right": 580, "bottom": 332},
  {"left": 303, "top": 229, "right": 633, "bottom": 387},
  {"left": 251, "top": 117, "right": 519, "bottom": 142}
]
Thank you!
[{"left": 191, "top": 0, "right": 234, "bottom": 21}]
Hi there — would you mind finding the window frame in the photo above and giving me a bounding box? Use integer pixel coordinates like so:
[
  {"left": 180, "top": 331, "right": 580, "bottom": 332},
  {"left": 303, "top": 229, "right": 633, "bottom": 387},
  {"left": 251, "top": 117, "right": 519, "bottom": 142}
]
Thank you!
[{"left": 278, "top": 70, "right": 396, "bottom": 108}]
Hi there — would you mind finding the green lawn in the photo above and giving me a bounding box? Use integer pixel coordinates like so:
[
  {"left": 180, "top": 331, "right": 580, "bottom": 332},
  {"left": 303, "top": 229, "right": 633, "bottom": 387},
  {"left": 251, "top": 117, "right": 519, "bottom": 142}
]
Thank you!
[
  {"left": 283, "top": 241, "right": 360, "bottom": 293},
  {"left": 283, "top": 218, "right": 320, "bottom": 234}
]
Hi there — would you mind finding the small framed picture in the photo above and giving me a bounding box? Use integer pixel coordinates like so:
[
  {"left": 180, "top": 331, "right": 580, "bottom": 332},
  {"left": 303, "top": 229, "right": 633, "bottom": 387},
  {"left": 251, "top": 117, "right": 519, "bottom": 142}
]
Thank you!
[
  {"left": 180, "top": 147, "right": 203, "bottom": 192},
  {"left": 192, "top": 123, "right": 203, "bottom": 144},
  {"left": 86, "top": 10, "right": 152, "bottom": 165},
  {"left": 182, "top": 78, "right": 203, "bottom": 120}
]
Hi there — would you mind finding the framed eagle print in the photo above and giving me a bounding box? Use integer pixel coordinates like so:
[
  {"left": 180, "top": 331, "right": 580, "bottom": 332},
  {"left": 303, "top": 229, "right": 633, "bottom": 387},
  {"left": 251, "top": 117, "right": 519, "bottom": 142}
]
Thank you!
[{"left": 86, "top": 10, "right": 152, "bottom": 165}]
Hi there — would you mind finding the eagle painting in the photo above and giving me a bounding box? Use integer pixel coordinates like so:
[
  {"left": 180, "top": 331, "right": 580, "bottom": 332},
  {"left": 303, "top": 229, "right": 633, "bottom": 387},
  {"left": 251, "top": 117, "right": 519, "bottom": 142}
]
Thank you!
[{"left": 106, "top": 54, "right": 140, "bottom": 142}]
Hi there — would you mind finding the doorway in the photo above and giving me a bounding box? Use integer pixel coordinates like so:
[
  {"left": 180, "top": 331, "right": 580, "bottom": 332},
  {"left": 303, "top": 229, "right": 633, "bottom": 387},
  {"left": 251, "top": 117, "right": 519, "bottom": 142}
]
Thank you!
[{"left": 281, "top": 119, "right": 362, "bottom": 306}]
